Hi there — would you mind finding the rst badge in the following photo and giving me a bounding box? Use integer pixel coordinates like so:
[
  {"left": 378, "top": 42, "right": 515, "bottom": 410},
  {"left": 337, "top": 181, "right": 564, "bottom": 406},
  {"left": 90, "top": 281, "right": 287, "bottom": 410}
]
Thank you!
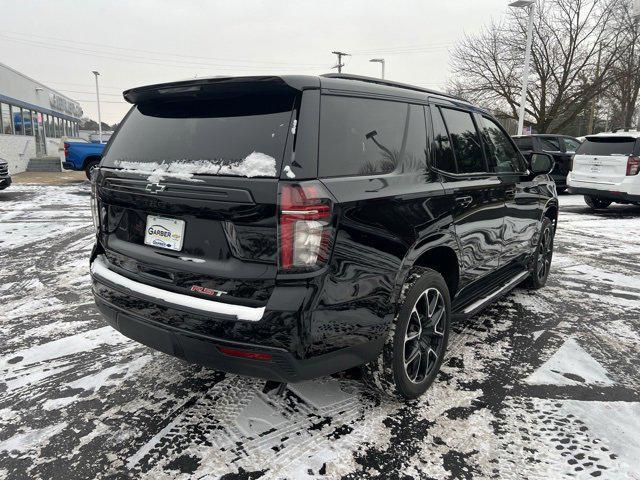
[
  {"left": 191, "top": 285, "right": 228, "bottom": 297},
  {"left": 144, "top": 215, "right": 185, "bottom": 251}
]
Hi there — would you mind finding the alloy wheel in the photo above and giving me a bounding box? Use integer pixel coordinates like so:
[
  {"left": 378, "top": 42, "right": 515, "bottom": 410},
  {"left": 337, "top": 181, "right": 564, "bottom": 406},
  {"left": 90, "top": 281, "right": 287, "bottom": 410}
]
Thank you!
[
  {"left": 403, "top": 287, "right": 446, "bottom": 384},
  {"left": 536, "top": 227, "right": 553, "bottom": 281}
]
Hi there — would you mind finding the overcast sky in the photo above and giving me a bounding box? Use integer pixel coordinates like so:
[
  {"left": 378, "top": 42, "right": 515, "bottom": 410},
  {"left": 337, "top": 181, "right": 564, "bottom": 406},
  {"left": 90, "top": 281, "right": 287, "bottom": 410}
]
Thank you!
[{"left": 3, "top": 0, "right": 514, "bottom": 124}]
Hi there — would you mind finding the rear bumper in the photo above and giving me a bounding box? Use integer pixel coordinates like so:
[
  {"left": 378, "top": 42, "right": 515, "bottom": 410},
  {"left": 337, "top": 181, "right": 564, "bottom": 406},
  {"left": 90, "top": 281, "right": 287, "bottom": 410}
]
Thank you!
[
  {"left": 62, "top": 161, "right": 77, "bottom": 170},
  {"left": 567, "top": 186, "right": 640, "bottom": 203},
  {"left": 0, "top": 175, "right": 11, "bottom": 190},
  {"left": 90, "top": 257, "right": 385, "bottom": 382}
]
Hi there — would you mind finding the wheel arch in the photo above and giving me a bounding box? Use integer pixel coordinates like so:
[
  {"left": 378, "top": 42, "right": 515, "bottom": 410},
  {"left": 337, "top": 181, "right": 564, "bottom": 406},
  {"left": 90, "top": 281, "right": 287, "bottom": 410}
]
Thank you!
[
  {"left": 391, "top": 235, "right": 461, "bottom": 309},
  {"left": 542, "top": 200, "right": 559, "bottom": 230},
  {"left": 82, "top": 155, "right": 102, "bottom": 171}
]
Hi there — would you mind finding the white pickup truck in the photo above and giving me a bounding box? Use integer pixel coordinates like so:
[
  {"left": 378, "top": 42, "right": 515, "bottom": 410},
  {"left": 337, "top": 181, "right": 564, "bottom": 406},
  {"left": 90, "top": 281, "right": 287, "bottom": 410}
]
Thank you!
[{"left": 567, "top": 131, "right": 640, "bottom": 209}]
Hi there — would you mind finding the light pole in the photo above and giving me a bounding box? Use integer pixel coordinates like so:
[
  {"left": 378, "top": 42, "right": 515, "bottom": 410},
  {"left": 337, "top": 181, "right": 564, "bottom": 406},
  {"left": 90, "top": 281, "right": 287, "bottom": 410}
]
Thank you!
[
  {"left": 369, "top": 58, "right": 386, "bottom": 79},
  {"left": 92, "top": 70, "right": 103, "bottom": 143},
  {"left": 509, "top": 0, "right": 535, "bottom": 135}
]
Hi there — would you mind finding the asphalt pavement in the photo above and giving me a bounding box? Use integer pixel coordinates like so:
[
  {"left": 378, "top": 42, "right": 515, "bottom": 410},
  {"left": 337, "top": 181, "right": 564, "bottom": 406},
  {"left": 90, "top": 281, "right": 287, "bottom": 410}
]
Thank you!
[{"left": 1, "top": 183, "right": 639, "bottom": 479}]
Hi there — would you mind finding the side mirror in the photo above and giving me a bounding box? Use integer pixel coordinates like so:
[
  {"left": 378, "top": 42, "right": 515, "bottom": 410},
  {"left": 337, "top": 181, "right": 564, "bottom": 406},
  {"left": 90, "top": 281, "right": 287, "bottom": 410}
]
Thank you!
[{"left": 530, "top": 152, "right": 554, "bottom": 174}]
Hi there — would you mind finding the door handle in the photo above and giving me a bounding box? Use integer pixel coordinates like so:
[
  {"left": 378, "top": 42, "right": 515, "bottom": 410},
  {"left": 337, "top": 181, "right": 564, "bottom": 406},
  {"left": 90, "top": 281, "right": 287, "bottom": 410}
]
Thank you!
[{"left": 455, "top": 195, "right": 473, "bottom": 208}]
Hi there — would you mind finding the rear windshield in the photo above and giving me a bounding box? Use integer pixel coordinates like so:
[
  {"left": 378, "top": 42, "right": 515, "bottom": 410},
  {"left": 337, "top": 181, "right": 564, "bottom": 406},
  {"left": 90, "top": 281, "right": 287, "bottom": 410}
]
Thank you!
[
  {"left": 102, "top": 93, "right": 295, "bottom": 179},
  {"left": 576, "top": 137, "right": 637, "bottom": 156}
]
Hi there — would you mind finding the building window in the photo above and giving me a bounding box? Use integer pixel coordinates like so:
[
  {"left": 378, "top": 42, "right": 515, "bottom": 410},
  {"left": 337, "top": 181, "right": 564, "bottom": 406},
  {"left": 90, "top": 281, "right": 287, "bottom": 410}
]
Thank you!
[
  {"left": 44, "top": 115, "right": 50, "bottom": 137},
  {"left": 13, "top": 106, "right": 23, "bottom": 134},
  {"left": 1, "top": 103, "right": 12, "bottom": 134},
  {"left": 24, "top": 110, "right": 33, "bottom": 136}
]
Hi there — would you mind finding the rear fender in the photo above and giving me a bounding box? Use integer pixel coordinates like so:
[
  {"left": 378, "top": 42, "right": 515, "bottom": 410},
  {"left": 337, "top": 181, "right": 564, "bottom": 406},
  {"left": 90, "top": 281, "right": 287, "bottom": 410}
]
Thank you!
[{"left": 390, "top": 231, "right": 461, "bottom": 309}]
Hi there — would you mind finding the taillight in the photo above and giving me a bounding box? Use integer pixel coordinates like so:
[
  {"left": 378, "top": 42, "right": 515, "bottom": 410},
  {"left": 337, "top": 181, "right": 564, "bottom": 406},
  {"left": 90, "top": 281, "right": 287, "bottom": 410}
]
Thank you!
[
  {"left": 278, "top": 181, "right": 335, "bottom": 271},
  {"left": 63, "top": 142, "right": 69, "bottom": 159},
  {"left": 626, "top": 156, "right": 640, "bottom": 176}
]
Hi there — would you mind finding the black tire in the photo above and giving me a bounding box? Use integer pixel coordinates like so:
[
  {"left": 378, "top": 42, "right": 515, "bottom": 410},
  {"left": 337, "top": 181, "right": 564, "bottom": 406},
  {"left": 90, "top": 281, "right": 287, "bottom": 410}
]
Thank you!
[
  {"left": 525, "top": 217, "right": 554, "bottom": 290},
  {"left": 584, "top": 195, "right": 611, "bottom": 209},
  {"left": 85, "top": 160, "right": 99, "bottom": 180},
  {"left": 362, "top": 268, "right": 451, "bottom": 400}
]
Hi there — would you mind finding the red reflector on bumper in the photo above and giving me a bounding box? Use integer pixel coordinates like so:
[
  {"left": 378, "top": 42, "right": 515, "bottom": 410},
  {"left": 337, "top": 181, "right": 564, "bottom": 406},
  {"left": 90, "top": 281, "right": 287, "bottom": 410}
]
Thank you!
[{"left": 218, "top": 346, "right": 272, "bottom": 361}]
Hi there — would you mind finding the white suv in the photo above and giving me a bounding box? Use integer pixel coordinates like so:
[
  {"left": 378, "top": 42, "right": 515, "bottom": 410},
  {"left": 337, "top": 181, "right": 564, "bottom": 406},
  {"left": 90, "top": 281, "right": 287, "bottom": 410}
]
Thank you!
[{"left": 567, "top": 130, "right": 640, "bottom": 209}]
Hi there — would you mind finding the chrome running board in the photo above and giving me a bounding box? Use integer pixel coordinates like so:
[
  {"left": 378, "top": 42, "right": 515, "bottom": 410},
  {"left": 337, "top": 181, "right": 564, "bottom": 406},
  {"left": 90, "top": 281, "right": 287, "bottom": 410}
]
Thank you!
[{"left": 462, "top": 271, "right": 529, "bottom": 315}]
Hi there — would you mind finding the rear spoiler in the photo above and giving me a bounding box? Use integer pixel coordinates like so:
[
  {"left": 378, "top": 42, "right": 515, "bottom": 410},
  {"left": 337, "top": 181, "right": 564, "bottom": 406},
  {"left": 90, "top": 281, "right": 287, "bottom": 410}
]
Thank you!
[{"left": 123, "top": 75, "right": 319, "bottom": 104}]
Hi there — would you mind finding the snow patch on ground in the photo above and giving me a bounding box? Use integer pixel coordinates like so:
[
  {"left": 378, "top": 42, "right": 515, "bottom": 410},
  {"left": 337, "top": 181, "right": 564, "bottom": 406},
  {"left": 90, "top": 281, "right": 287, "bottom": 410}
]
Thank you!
[
  {"left": 0, "top": 423, "right": 67, "bottom": 454},
  {"left": 559, "top": 400, "right": 640, "bottom": 472},
  {"left": 526, "top": 337, "right": 614, "bottom": 386},
  {"left": 0, "top": 327, "right": 128, "bottom": 370}
]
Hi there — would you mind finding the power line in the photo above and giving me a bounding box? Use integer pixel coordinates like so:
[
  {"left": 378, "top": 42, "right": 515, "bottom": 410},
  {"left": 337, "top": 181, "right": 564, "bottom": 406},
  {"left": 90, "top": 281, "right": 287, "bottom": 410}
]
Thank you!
[
  {"left": 0, "top": 32, "right": 329, "bottom": 70},
  {"left": 55, "top": 88, "right": 123, "bottom": 97},
  {"left": 351, "top": 41, "right": 454, "bottom": 55},
  {"left": 0, "top": 34, "right": 331, "bottom": 72},
  {"left": 2, "top": 29, "right": 330, "bottom": 67}
]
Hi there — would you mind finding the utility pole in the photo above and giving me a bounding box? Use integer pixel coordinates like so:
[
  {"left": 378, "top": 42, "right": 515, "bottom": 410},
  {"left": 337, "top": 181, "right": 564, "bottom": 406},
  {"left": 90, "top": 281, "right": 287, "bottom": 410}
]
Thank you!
[
  {"left": 92, "top": 71, "right": 103, "bottom": 143},
  {"left": 587, "top": 47, "right": 602, "bottom": 135},
  {"left": 331, "top": 51, "right": 350, "bottom": 73}
]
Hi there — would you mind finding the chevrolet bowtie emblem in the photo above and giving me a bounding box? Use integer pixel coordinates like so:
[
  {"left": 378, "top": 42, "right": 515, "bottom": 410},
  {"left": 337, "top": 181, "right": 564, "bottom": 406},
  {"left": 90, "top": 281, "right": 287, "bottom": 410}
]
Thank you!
[{"left": 145, "top": 183, "right": 166, "bottom": 194}]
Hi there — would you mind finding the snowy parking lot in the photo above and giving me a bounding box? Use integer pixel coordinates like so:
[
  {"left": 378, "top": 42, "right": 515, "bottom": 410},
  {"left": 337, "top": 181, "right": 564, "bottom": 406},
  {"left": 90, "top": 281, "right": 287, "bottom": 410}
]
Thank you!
[{"left": 1, "top": 182, "right": 639, "bottom": 479}]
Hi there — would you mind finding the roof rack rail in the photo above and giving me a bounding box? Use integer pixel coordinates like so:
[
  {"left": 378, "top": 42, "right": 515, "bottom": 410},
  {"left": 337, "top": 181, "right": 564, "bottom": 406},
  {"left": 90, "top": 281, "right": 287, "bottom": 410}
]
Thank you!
[{"left": 321, "top": 73, "right": 463, "bottom": 101}]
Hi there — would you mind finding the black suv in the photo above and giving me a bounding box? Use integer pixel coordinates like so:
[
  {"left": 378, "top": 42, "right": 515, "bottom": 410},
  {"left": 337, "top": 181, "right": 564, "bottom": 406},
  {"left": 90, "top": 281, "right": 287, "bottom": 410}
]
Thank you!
[
  {"left": 0, "top": 157, "right": 11, "bottom": 190},
  {"left": 90, "top": 74, "right": 558, "bottom": 399},
  {"left": 512, "top": 134, "right": 582, "bottom": 192}
]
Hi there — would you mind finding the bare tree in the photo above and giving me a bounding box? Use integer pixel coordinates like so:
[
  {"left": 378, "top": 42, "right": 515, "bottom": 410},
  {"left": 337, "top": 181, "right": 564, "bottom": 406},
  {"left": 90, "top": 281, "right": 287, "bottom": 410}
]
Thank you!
[
  {"left": 449, "top": 0, "right": 625, "bottom": 133},
  {"left": 602, "top": 1, "right": 640, "bottom": 130}
]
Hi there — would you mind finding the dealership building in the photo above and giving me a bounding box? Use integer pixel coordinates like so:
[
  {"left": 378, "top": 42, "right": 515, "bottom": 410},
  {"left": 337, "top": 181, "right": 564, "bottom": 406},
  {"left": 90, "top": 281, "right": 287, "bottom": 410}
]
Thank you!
[{"left": 0, "top": 62, "right": 83, "bottom": 173}]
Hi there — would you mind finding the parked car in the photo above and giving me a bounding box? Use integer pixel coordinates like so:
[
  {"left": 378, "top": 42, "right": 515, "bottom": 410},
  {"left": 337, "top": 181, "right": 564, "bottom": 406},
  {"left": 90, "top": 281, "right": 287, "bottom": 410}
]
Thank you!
[
  {"left": 62, "top": 141, "right": 106, "bottom": 179},
  {"left": 89, "top": 74, "right": 558, "bottom": 400},
  {"left": 512, "top": 134, "right": 582, "bottom": 192},
  {"left": 89, "top": 132, "right": 112, "bottom": 143},
  {"left": 0, "top": 157, "right": 11, "bottom": 190},
  {"left": 567, "top": 130, "right": 640, "bottom": 209}
]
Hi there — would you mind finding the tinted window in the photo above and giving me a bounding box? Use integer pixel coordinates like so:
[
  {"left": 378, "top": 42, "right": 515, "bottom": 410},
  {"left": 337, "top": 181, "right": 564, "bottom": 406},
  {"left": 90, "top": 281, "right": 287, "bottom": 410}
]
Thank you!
[
  {"left": 576, "top": 137, "right": 637, "bottom": 156},
  {"left": 563, "top": 137, "right": 581, "bottom": 152},
  {"left": 539, "top": 136, "right": 562, "bottom": 151},
  {"left": 440, "top": 108, "right": 485, "bottom": 173},
  {"left": 431, "top": 107, "right": 455, "bottom": 172},
  {"left": 102, "top": 93, "right": 295, "bottom": 177},
  {"left": 481, "top": 116, "right": 523, "bottom": 173},
  {"left": 0, "top": 103, "right": 11, "bottom": 134},
  {"left": 513, "top": 137, "right": 534, "bottom": 151},
  {"left": 319, "top": 97, "right": 427, "bottom": 177}
]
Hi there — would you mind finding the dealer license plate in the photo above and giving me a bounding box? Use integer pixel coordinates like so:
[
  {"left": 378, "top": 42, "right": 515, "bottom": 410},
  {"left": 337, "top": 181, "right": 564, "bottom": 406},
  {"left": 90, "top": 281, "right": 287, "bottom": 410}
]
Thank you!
[{"left": 144, "top": 215, "right": 185, "bottom": 251}]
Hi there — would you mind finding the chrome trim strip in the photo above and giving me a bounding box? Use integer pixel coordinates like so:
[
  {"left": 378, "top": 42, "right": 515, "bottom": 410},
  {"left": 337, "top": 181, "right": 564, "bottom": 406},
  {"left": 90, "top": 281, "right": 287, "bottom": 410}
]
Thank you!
[
  {"left": 91, "top": 255, "right": 265, "bottom": 322},
  {"left": 463, "top": 271, "right": 529, "bottom": 314}
]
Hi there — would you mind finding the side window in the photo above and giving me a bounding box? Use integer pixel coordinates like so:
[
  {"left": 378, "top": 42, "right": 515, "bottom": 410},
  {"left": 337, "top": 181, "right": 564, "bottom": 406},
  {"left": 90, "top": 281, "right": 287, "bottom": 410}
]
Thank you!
[
  {"left": 563, "top": 137, "right": 581, "bottom": 153},
  {"left": 539, "top": 137, "right": 562, "bottom": 151},
  {"left": 319, "top": 96, "right": 427, "bottom": 177},
  {"left": 440, "top": 107, "right": 485, "bottom": 173},
  {"left": 481, "top": 116, "right": 524, "bottom": 173},
  {"left": 431, "top": 106, "right": 455, "bottom": 173},
  {"left": 513, "top": 137, "right": 534, "bottom": 151}
]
